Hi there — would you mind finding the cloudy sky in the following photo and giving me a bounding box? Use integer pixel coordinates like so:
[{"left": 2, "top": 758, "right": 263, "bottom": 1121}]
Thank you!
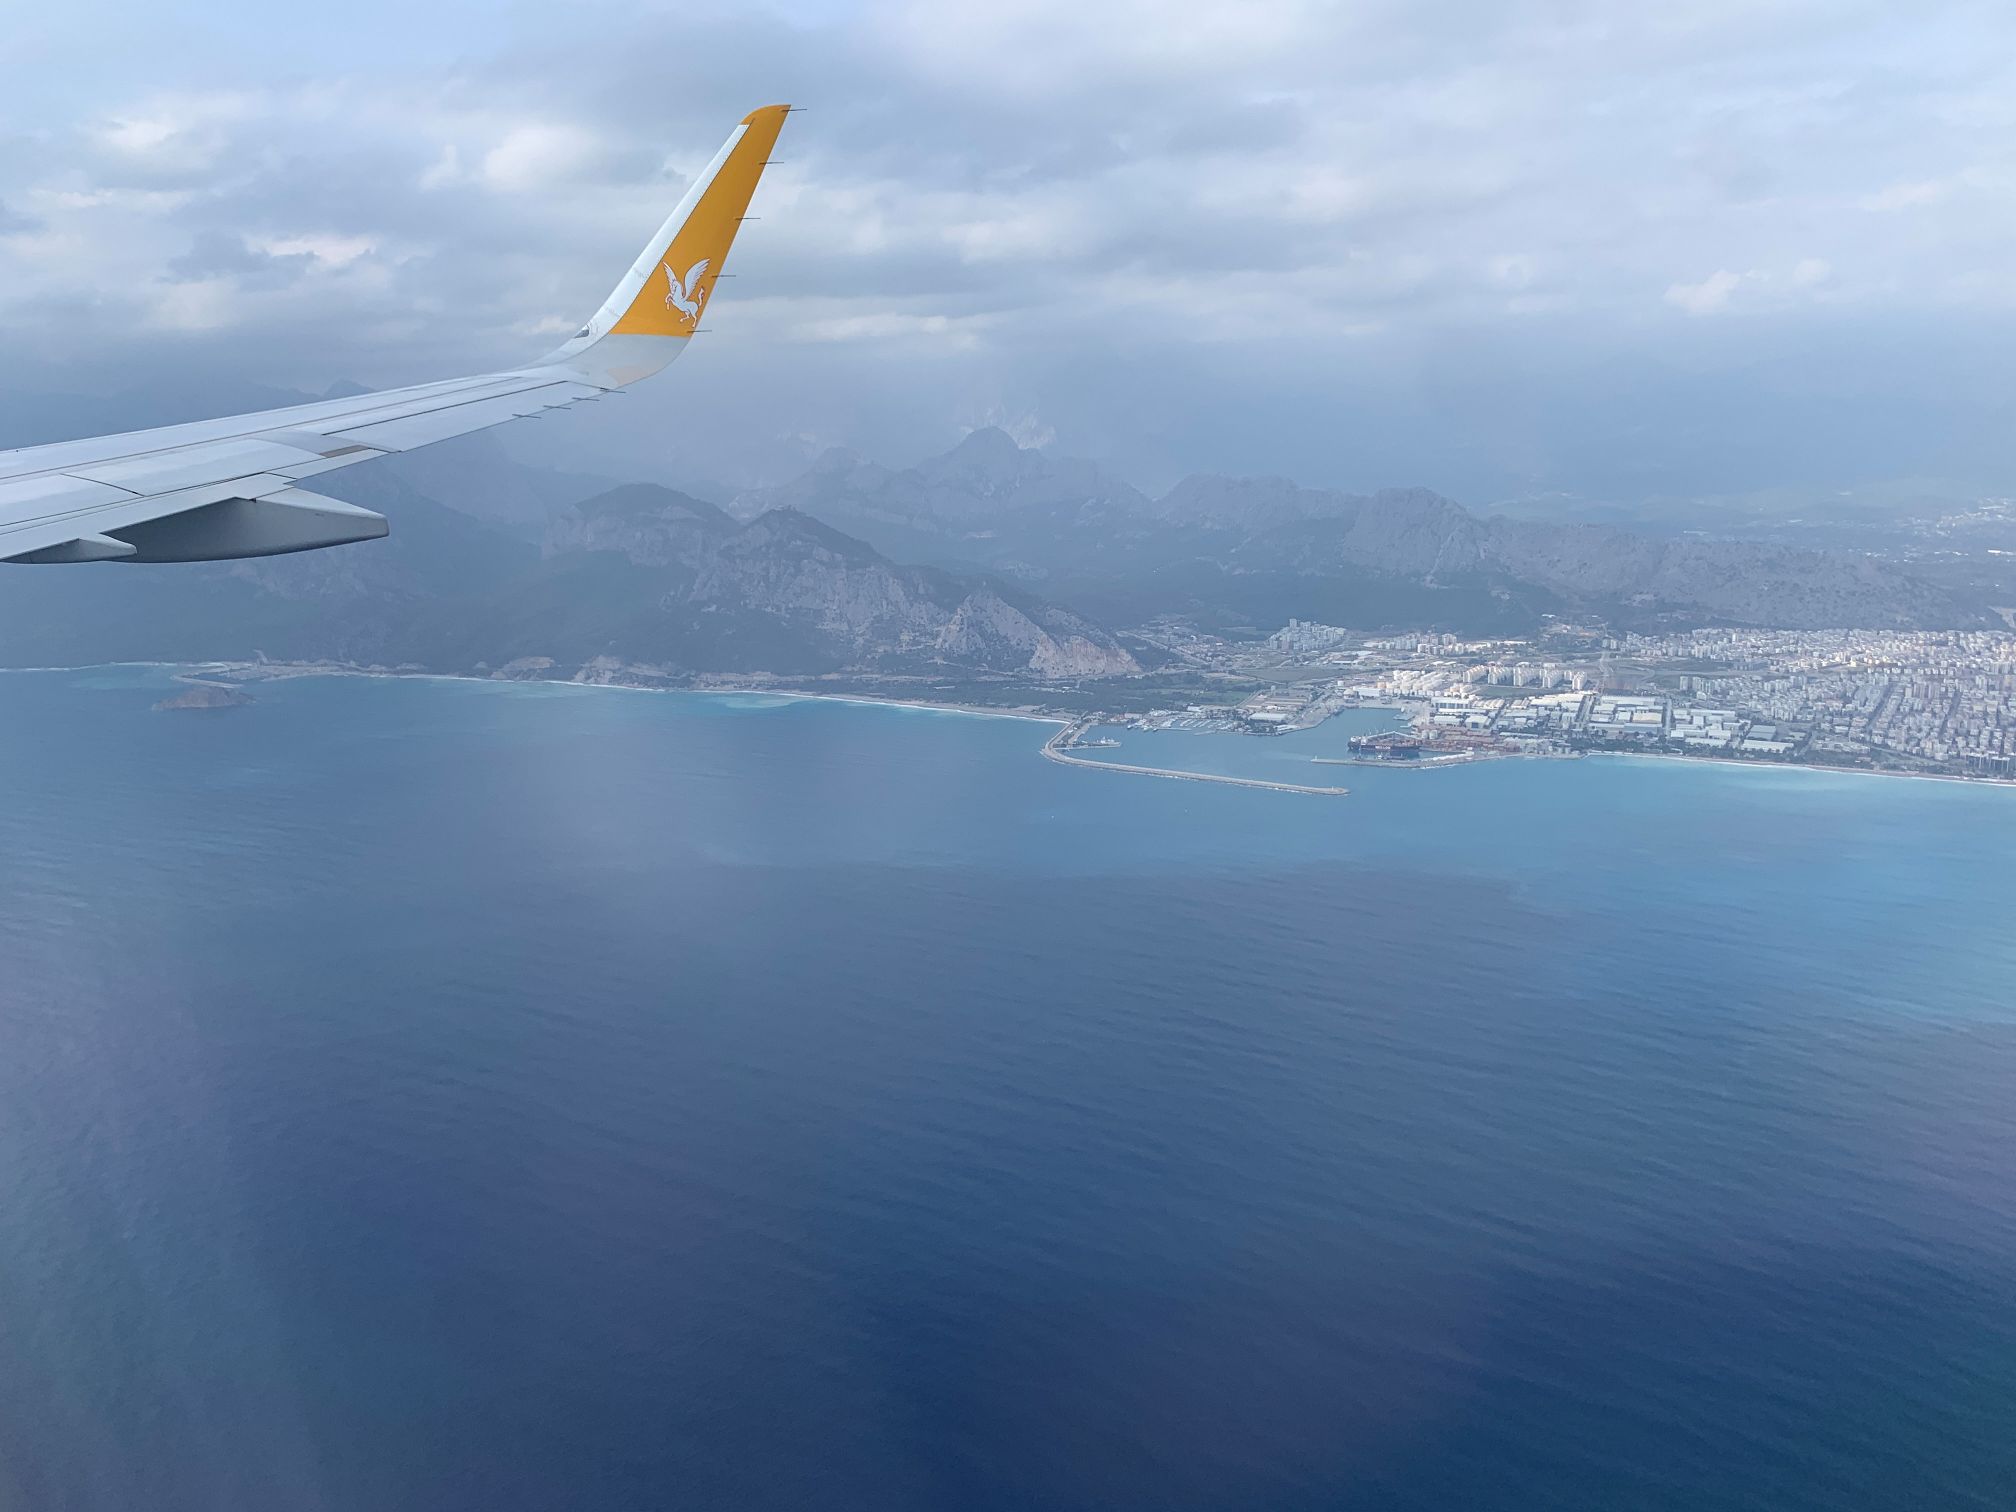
[{"left": 4, "top": 0, "right": 2016, "bottom": 505}]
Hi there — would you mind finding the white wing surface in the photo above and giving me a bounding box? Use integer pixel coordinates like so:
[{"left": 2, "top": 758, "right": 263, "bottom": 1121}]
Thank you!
[{"left": 0, "top": 104, "right": 790, "bottom": 565}]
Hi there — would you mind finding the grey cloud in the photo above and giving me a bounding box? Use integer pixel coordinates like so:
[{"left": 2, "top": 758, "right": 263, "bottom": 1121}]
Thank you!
[
  {"left": 6, "top": 0, "right": 2016, "bottom": 510},
  {"left": 166, "top": 229, "right": 316, "bottom": 286}
]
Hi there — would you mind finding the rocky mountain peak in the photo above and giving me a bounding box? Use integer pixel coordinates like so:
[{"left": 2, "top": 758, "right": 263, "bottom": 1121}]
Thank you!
[
  {"left": 727, "top": 506, "right": 885, "bottom": 566},
  {"left": 913, "top": 426, "right": 1042, "bottom": 493},
  {"left": 544, "top": 484, "right": 734, "bottom": 565},
  {"left": 807, "top": 445, "right": 869, "bottom": 475},
  {"left": 945, "top": 425, "right": 1024, "bottom": 464}
]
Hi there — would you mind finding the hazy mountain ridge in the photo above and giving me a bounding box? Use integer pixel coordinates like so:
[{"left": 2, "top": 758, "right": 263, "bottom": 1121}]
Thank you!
[
  {"left": 739, "top": 429, "right": 1151, "bottom": 532},
  {"left": 0, "top": 384, "right": 1141, "bottom": 677},
  {"left": 0, "top": 473, "right": 1139, "bottom": 681},
  {"left": 0, "top": 409, "right": 1992, "bottom": 684},
  {"left": 739, "top": 429, "right": 1994, "bottom": 632},
  {"left": 523, "top": 489, "right": 1138, "bottom": 677}
]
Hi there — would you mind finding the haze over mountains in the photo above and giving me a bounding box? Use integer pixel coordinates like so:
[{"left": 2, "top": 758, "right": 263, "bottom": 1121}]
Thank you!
[
  {"left": 735, "top": 428, "right": 1991, "bottom": 636},
  {"left": 0, "top": 397, "right": 1998, "bottom": 685}
]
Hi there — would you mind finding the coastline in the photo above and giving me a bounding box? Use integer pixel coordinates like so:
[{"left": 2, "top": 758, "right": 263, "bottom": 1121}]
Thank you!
[
  {"left": 7, "top": 660, "right": 2013, "bottom": 790},
  {"left": 1590, "top": 748, "right": 2016, "bottom": 789},
  {"left": 0, "top": 659, "right": 1068, "bottom": 726}
]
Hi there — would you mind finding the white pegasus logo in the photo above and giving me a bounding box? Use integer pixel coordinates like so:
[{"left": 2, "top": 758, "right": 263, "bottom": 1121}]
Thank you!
[{"left": 662, "top": 259, "right": 709, "bottom": 323}]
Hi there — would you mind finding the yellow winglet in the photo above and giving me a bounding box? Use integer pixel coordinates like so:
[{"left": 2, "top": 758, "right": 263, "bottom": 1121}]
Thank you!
[
  {"left": 608, "top": 104, "right": 791, "bottom": 339},
  {"left": 538, "top": 105, "right": 790, "bottom": 387}
]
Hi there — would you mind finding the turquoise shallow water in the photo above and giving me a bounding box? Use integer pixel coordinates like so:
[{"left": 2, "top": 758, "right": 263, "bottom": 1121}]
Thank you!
[{"left": 1, "top": 668, "right": 2013, "bottom": 1510}]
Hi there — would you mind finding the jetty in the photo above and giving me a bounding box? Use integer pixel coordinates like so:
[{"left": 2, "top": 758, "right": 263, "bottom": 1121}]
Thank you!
[{"left": 1042, "top": 720, "right": 1349, "bottom": 796}]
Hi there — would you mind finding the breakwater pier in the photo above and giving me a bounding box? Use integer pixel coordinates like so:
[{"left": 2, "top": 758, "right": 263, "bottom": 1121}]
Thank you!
[{"left": 1042, "top": 720, "right": 1350, "bottom": 796}]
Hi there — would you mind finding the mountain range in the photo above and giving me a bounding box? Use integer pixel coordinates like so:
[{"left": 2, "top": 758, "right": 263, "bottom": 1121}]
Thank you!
[
  {"left": 0, "top": 401, "right": 1998, "bottom": 685},
  {"left": 734, "top": 428, "right": 1992, "bottom": 634},
  {"left": 0, "top": 432, "right": 1139, "bottom": 682}
]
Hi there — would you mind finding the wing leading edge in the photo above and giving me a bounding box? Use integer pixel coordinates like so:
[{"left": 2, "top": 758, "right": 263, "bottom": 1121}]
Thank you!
[{"left": 0, "top": 104, "right": 791, "bottom": 565}]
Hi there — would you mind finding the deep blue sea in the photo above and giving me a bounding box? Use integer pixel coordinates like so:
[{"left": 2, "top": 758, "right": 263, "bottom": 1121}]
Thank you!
[{"left": 2, "top": 668, "right": 2014, "bottom": 1512}]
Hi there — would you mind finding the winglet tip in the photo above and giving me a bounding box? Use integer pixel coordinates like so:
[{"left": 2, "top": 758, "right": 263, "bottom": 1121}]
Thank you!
[{"left": 545, "top": 104, "right": 791, "bottom": 372}]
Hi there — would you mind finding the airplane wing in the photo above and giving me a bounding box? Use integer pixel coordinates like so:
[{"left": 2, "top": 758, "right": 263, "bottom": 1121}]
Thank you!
[{"left": 0, "top": 104, "right": 790, "bottom": 565}]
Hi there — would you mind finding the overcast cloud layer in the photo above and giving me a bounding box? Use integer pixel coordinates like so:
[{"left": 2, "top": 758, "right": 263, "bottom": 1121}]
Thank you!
[{"left": 5, "top": 0, "right": 2016, "bottom": 505}]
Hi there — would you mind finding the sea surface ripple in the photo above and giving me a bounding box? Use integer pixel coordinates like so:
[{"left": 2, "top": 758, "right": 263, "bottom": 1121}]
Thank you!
[{"left": 0, "top": 670, "right": 2012, "bottom": 1511}]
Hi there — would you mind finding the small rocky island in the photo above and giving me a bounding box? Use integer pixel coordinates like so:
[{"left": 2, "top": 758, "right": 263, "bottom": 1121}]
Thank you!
[{"left": 153, "top": 681, "right": 254, "bottom": 712}]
